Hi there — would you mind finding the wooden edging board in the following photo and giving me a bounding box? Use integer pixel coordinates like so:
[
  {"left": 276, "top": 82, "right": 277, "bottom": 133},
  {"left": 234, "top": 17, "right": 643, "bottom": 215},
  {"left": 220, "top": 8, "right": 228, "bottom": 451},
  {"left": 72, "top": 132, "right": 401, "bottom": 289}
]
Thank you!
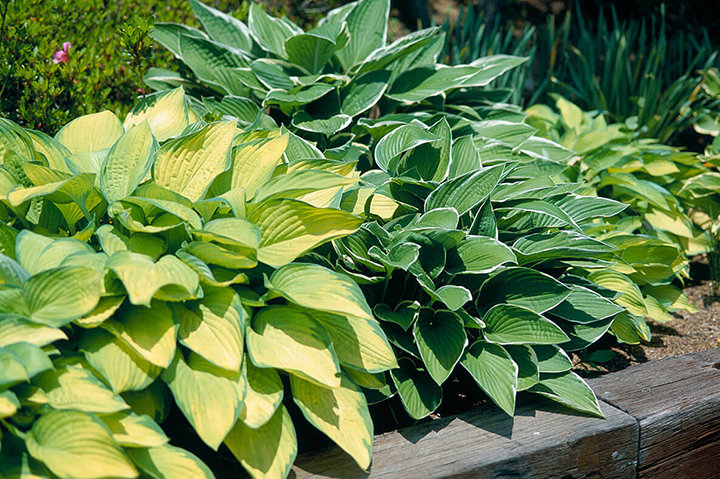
[{"left": 290, "top": 348, "right": 720, "bottom": 479}]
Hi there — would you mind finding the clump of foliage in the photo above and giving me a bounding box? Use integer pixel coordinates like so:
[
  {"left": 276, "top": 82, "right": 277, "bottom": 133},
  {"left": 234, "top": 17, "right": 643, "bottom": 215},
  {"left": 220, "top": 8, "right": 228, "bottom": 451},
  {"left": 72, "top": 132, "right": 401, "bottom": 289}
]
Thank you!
[
  {"left": 527, "top": 94, "right": 720, "bottom": 258},
  {"left": 0, "top": 0, "right": 254, "bottom": 134},
  {"left": 440, "top": 3, "right": 720, "bottom": 143}
]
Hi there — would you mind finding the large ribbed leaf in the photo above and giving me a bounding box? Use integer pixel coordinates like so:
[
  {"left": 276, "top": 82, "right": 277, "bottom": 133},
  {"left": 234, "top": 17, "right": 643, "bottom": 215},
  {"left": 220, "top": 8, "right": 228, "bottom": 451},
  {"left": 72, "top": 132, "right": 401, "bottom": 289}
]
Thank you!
[
  {"left": 100, "top": 411, "right": 169, "bottom": 448},
  {"left": 24, "top": 266, "right": 102, "bottom": 327},
  {"left": 425, "top": 165, "right": 504, "bottom": 215},
  {"left": 153, "top": 121, "right": 236, "bottom": 202},
  {"left": 341, "top": 70, "right": 391, "bottom": 117},
  {"left": 176, "top": 287, "right": 246, "bottom": 372},
  {"left": 248, "top": 199, "right": 362, "bottom": 267},
  {"left": 178, "top": 35, "right": 250, "bottom": 95},
  {"left": 0, "top": 317, "right": 66, "bottom": 347},
  {"left": 479, "top": 267, "right": 571, "bottom": 314},
  {"left": 387, "top": 65, "right": 478, "bottom": 103},
  {"left": 26, "top": 410, "right": 138, "bottom": 479},
  {"left": 248, "top": 3, "right": 302, "bottom": 58},
  {"left": 446, "top": 236, "right": 517, "bottom": 274},
  {"left": 124, "top": 88, "right": 189, "bottom": 142},
  {"left": 285, "top": 23, "right": 349, "bottom": 74},
  {"left": 482, "top": 304, "right": 570, "bottom": 345},
  {"left": 461, "top": 341, "right": 517, "bottom": 415},
  {"left": 126, "top": 444, "right": 215, "bottom": 479},
  {"left": 246, "top": 306, "right": 341, "bottom": 388},
  {"left": 162, "top": 352, "right": 245, "bottom": 450},
  {"left": 390, "top": 358, "right": 442, "bottom": 420},
  {"left": 550, "top": 285, "right": 624, "bottom": 324},
  {"left": 190, "top": 0, "right": 255, "bottom": 52},
  {"left": 239, "top": 359, "right": 284, "bottom": 429},
  {"left": 225, "top": 406, "right": 297, "bottom": 479},
  {"left": 267, "top": 263, "right": 373, "bottom": 320},
  {"left": 230, "top": 135, "right": 288, "bottom": 198},
  {"left": 529, "top": 371, "right": 603, "bottom": 417},
  {"left": 291, "top": 375, "right": 373, "bottom": 470},
  {"left": 35, "top": 366, "right": 130, "bottom": 414},
  {"left": 335, "top": 0, "right": 389, "bottom": 71},
  {"left": 374, "top": 123, "right": 439, "bottom": 172},
  {"left": 81, "top": 328, "right": 161, "bottom": 394},
  {"left": 100, "top": 122, "right": 157, "bottom": 203},
  {"left": 413, "top": 309, "right": 467, "bottom": 385},
  {"left": 54, "top": 111, "right": 124, "bottom": 155},
  {"left": 102, "top": 301, "right": 178, "bottom": 368}
]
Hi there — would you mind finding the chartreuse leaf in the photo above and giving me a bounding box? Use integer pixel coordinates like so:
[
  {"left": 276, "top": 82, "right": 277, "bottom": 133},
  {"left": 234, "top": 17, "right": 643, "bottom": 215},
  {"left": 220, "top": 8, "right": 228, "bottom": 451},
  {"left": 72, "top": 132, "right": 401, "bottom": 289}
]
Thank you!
[
  {"left": 126, "top": 444, "right": 215, "bottom": 479},
  {"left": 588, "top": 270, "right": 647, "bottom": 317},
  {"left": 26, "top": 128, "right": 72, "bottom": 173},
  {"left": 124, "top": 88, "right": 189, "bottom": 142},
  {"left": 425, "top": 165, "right": 504, "bottom": 215},
  {"left": 34, "top": 366, "right": 130, "bottom": 414},
  {"left": 482, "top": 304, "right": 570, "bottom": 345},
  {"left": 17, "top": 232, "right": 95, "bottom": 275},
  {"left": 250, "top": 199, "right": 362, "bottom": 267},
  {"left": 413, "top": 309, "right": 467, "bottom": 385},
  {"left": 529, "top": 371, "right": 604, "bottom": 417},
  {"left": 611, "top": 311, "right": 651, "bottom": 344},
  {"left": 176, "top": 287, "right": 246, "bottom": 372},
  {"left": 291, "top": 375, "right": 373, "bottom": 470},
  {"left": 4, "top": 341, "right": 53, "bottom": 379},
  {"left": 122, "top": 381, "right": 172, "bottom": 424},
  {"left": 335, "top": 0, "right": 389, "bottom": 71},
  {"left": 247, "top": 306, "right": 341, "bottom": 388},
  {"left": 267, "top": 263, "right": 373, "bottom": 320},
  {"left": 308, "top": 310, "right": 397, "bottom": 373},
  {"left": 102, "top": 301, "right": 178, "bottom": 368},
  {"left": 81, "top": 328, "right": 161, "bottom": 394},
  {"left": 461, "top": 341, "right": 518, "bottom": 415},
  {"left": 390, "top": 358, "right": 442, "bottom": 420},
  {"left": 101, "top": 411, "right": 169, "bottom": 448},
  {"left": 153, "top": 120, "right": 236, "bottom": 202},
  {"left": 239, "top": 359, "right": 284, "bottom": 429},
  {"left": 230, "top": 135, "right": 288, "bottom": 199},
  {"left": 0, "top": 389, "right": 20, "bottom": 418},
  {"left": 54, "top": 110, "right": 125, "bottom": 155},
  {"left": 225, "top": 405, "right": 297, "bottom": 479},
  {"left": 162, "top": 352, "right": 245, "bottom": 450},
  {"left": 643, "top": 284, "right": 697, "bottom": 313},
  {"left": 0, "top": 317, "right": 67, "bottom": 347},
  {"left": 479, "top": 267, "right": 571, "bottom": 314},
  {"left": 24, "top": 266, "right": 102, "bottom": 327},
  {"left": 446, "top": 235, "right": 517, "bottom": 274},
  {"left": 100, "top": 121, "right": 157, "bottom": 203},
  {"left": 26, "top": 410, "right": 138, "bottom": 479},
  {"left": 107, "top": 251, "right": 200, "bottom": 307},
  {"left": 0, "top": 347, "right": 29, "bottom": 388}
]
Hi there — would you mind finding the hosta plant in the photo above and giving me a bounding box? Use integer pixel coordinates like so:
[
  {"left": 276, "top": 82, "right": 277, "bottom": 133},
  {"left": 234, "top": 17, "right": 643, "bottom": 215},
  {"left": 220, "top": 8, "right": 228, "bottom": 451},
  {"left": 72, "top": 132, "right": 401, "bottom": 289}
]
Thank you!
[
  {"left": 526, "top": 95, "right": 720, "bottom": 257},
  {"left": 148, "top": 0, "right": 528, "bottom": 136},
  {"left": 330, "top": 105, "right": 696, "bottom": 421},
  {"left": 0, "top": 88, "right": 400, "bottom": 479}
]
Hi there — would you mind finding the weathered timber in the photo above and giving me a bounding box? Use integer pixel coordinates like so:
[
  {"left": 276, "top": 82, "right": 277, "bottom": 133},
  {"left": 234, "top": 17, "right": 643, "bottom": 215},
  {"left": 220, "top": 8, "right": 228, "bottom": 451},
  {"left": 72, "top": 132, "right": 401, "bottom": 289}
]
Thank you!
[
  {"left": 590, "top": 348, "right": 720, "bottom": 479},
  {"left": 291, "top": 399, "right": 638, "bottom": 479}
]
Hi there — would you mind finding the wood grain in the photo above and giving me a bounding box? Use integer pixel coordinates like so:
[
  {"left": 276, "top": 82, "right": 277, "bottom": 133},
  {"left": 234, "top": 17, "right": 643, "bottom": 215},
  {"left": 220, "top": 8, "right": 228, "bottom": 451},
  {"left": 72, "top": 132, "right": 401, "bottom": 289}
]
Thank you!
[
  {"left": 291, "top": 399, "right": 638, "bottom": 479},
  {"left": 590, "top": 348, "right": 720, "bottom": 479}
]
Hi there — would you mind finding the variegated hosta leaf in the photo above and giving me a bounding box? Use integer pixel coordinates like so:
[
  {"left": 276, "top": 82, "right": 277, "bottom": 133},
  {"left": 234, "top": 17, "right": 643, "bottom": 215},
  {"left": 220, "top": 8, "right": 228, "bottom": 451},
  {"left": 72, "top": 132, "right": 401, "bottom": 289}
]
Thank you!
[
  {"left": 34, "top": 366, "right": 130, "bottom": 414},
  {"left": 461, "top": 341, "right": 518, "bottom": 415},
  {"left": 26, "top": 410, "right": 138, "bottom": 479},
  {"left": 100, "top": 121, "right": 157, "bottom": 203},
  {"left": 101, "top": 411, "right": 169, "bottom": 448},
  {"left": 229, "top": 134, "right": 288, "bottom": 199},
  {"left": 126, "top": 444, "right": 215, "bottom": 479},
  {"left": 124, "top": 87, "right": 190, "bottom": 142},
  {"left": 24, "top": 266, "right": 102, "bottom": 327},
  {"left": 238, "top": 359, "right": 284, "bottom": 429},
  {"left": 54, "top": 110, "right": 125, "bottom": 155}
]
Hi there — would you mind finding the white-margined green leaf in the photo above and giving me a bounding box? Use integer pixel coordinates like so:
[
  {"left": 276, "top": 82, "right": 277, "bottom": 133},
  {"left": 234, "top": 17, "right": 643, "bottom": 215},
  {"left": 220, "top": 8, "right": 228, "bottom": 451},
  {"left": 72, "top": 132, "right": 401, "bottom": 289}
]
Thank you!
[
  {"left": 334, "top": 0, "right": 389, "bottom": 71},
  {"left": 413, "top": 309, "right": 467, "bottom": 385},
  {"left": 248, "top": 3, "right": 302, "bottom": 58},
  {"left": 446, "top": 235, "right": 516, "bottom": 274},
  {"left": 374, "top": 123, "right": 439, "bottom": 172},
  {"left": 482, "top": 304, "right": 570, "bottom": 345},
  {"left": 532, "top": 345, "right": 573, "bottom": 373},
  {"left": 425, "top": 164, "right": 504, "bottom": 215},
  {"left": 529, "top": 371, "right": 603, "bottom": 417},
  {"left": 460, "top": 340, "right": 517, "bottom": 415},
  {"left": 285, "top": 22, "right": 349, "bottom": 74},
  {"left": 341, "top": 70, "right": 391, "bottom": 117},
  {"left": 390, "top": 358, "right": 442, "bottom": 420},
  {"left": 479, "top": 267, "right": 571, "bottom": 314}
]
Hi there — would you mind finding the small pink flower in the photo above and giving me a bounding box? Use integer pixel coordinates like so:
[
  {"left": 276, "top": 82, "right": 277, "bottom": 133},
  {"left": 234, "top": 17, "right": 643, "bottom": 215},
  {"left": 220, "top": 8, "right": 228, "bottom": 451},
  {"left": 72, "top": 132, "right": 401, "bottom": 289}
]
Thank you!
[
  {"left": 120, "top": 66, "right": 126, "bottom": 75},
  {"left": 136, "top": 88, "right": 143, "bottom": 93},
  {"left": 52, "top": 42, "right": 71, "bottom": 64}
]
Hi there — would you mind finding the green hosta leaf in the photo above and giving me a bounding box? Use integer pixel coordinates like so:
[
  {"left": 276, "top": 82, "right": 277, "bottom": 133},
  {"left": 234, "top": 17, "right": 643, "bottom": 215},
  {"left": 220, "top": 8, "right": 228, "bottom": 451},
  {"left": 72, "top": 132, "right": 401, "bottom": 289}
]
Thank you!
[
  {"left": 190, "top": 0, "right": 255, "bottom": 52},
  {"left": 178, "top": 35, "right": 250, "bottom": 95},
  {"left": 611, "top": 312, "right": 651, "bottom": 344},
  {"left": 177, "top": 287, "right": 246, "bottom": 372},
  {"left": 374, "top": 301, "right": 420, "bottom": 330},
  {"left": 26, "top": 410, "right": 138, "bottom": 479},
  {"left": 341, "top": 70, "right": 391, "bottom": 117},
  {"left": 513, "top": 231, "right": 616, "bottom": 264},
  {"left": 101, "top": 411, "right": 169, "bottom": 448},
  {"left": 264, "top": 84, "right": 334, "bottom": 108},
  {"left": 550, "top": 285, "right": 624, "bottom": 324},
  {"left": 463, "top": 55, "right": 529, "bottom": 87},
  {"left": 184, "top": 242, "right": 257, "bottom": 270},
  {"left": 446, "top": 235, "right": 516, "bottom": 274},
  {"left": 413, "top": 309, "right": 467, "bottom": 385},
  {"left": 54, "top": 110, "right": 125, "bottom": 155},
  {"left": 107, "top": 251, "right": 200, "bottom": 307},
  {"left": 35, "top": 366, "right": 130, "bottom": 414},
  {"left": 4, "top": 342, "right": 53, "bottom": 379},
  {"left": 162, "top": 352, "right": 245, "bottom": 450},
  {"left": 153, "top": 120, "right": 236, "bottom": 202},
  {"left": 126, "top": 444, "right": 215, "bottom": 479},
  {"left": 121, "top": 381, "right": 172, "bottom": 424},
  {"left": 335, "top": 0, "right": 389, "bottom": 71},
  {"left": 248, "top": 3, "right": 302, "bottom": 58},
  {"left": 479, "top": 267, "right": 571, "bottom": 314},
  {"left": 0, "top": 316, "right": 66, "bottom": 347},
  {"left": 529, "top": 371, "right": 603, "bottom": 417},
  {"left": 285, "top": 23, "right": 349, "bottom": 74},
  {"left": 0, "top": 347, "right": 29, "bottom": 389},
  {"left": 505, "top": 345, "right": 539, "bottom": 391},
  {"left": 387, "top": 65, "right": 478, "bottom": 103},
  {"left": 390, "top": 358, "right": 442, "bottom": 420},
  {"left": 556, "top": 318, "right": 614, "bottom": 352},
  {"left": 230, "top": 135, "right": 288, "bottom": 199},
  {"left": 100, "top": 122, "right": 157, "bottom": 203},
  {"left": 460, "top": 341, "right": 517, "bottom": 415},
  {"left": 239, "top": 359, "right": 284, "bottom": 429},
  {"left": 0, "top": 389, "right": 20, "bottom": 418},
  {"left": 102, "top": 301, "right": 178, "bottom": 368},
  {"left": 225, "top": 405, "right": 297, "bottom": 479},
  {"left": 247, "top": 306, "right": 341, "bottom": 387},
  {"left": 267, "top": 263, "right": 373, "bottom": 320},
  {"left": 16, "top": 232, "right": 94, "bottom": 275},
  {"left": 532, "top": 345, "right": 573, "bottom": 373},
  {"left": 308, "top": 310, "right": 397, "bottom": 373},
  {"left": 291, "top": 375, "right": 373, "bottom": 470},
  {"left": 292, "top": 112, "right": 353, "bottom": 135},
  {"left": 482, "top": 304, "right": 570, "bottom": 345},
  {"left": 24, "top": 266, "right": 102, "bottom": 327},
  {"left": 374, "top": 123, "right": 439, "bottom": 173},
  {"left": 124, "top": 88, "right": 189, "bottom": 142},
  {"left": 81, "top": 328, "right": 161, "bottom": 394},
  {"left": 425, "top": 165, "right": 504, "bottom": 215}
]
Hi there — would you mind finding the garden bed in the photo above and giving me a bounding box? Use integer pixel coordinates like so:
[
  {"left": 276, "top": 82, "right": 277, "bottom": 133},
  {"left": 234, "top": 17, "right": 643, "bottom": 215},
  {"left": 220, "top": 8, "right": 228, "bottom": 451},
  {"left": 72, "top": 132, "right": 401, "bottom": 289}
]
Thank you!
[{"left": 289, "top": 347, "right": 720, "bottom": 479}]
